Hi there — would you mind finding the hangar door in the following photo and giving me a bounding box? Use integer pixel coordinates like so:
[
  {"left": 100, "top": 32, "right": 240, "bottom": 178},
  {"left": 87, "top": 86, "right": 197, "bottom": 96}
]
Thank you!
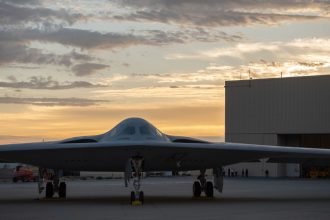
[{"left": 278, "top": 134, "right": 330, "bottom": 178}]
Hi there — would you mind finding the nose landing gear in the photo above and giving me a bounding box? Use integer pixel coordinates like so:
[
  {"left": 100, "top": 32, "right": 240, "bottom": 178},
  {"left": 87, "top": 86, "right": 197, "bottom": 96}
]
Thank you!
[{"left": 129, "top": 157, "right": 144, "bottom": 205}]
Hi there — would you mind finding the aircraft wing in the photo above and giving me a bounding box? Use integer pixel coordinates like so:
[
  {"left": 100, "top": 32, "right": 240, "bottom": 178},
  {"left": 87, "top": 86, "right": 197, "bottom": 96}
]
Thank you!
[{"left": 0, "top": 141, "right": 330, "bottom": 171}]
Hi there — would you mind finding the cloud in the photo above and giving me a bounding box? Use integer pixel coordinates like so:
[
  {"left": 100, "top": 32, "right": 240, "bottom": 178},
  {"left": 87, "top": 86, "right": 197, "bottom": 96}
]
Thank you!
[
  {"left": 0, "top": 28, "right": 117, "bottom": 73},
  {"left": 123, "top": 53, "right": 330, "bottom": 93},
  {"left": 0, "top": 0, "right": 85, "bottom": 26},
  {"left": 0, "top": 25, "right": 241, "bottom": 70},
  {"left": 1, "top": 27, "right": 241, "bottom": 50},
  {"left": 143, "top": 28, "right": 243, "bottom": 44},
  {"left": 200, "top": 42, "right": 280, "bottom": 59},
  {"left": 165, "top": 38, "right": 330, "bottom": 62},
  {"left": 0, "top": 96, "right": 108, "bottom": 106},
  {"left": 71, "top": 63, "right": 110, "bottom": 76},
  {"left": 198, "top": 60, "right": 330, "bottom": 82},
  {"left": 0, "top": 28, "right": 164, "bottom": 69},
  {"left": 0, "top": 76, "right": 107, "bottom": 90},
  {"left": 93, "top": 84, "right": 225, "bottom": 103},
  {"left": 115, "top": 0, "right": 329, "bottom": 27},
  {"left": 0, "top": 41, "right": 93, "bottom": 67},
  {"left": 21, "top": 28, "right": 147, "bottom": 49}
]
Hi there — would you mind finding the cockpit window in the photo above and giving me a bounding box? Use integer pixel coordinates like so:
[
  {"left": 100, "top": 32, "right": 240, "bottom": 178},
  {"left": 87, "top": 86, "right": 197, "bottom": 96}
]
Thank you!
[
  {"left": 156, "top": 129, "right": 164, "bottom": 137},
  {"left": 139, "top": 125, "right": 151, "bottom": 135},
  {"left": 118, "top": 126, "right": 135, "bottom": 135},
  {"left": 108, "top": 128, "right": 117, "bottom": 137},
  {"left": 100, "top": 118, "right": 171, "bottom": 142}
]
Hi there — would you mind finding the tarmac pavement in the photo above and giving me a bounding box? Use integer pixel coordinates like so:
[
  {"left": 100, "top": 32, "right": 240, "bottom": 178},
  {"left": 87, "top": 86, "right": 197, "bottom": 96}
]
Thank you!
[{"left": 0, "top": 177, "right": 330, "bottom": 220}]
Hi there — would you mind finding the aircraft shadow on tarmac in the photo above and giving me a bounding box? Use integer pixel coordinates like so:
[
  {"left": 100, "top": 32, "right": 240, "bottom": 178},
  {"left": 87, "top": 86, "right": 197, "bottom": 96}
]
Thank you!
[{"left": 1, "top": 196, "right": 330, "bottom": 205}]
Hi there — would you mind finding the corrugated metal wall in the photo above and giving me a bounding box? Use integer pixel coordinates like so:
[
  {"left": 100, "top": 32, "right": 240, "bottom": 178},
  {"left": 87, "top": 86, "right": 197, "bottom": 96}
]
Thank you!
[
  {"left": 225, "top": 75, "right": 330, "bottom": 137},
  {"left": 224, "top": 75, "right": 330, "bottom": 177}
]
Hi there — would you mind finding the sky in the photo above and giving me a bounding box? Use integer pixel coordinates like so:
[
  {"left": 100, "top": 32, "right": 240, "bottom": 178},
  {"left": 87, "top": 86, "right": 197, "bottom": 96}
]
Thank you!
[{"left": 1, "top": 0, "right": 330, "bottom": 144}]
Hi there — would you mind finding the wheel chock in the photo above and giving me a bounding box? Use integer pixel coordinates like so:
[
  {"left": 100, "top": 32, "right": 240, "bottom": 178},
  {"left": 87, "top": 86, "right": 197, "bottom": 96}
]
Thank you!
[{"left": 131, "top": 200, "right": 142, "bottom": 206}]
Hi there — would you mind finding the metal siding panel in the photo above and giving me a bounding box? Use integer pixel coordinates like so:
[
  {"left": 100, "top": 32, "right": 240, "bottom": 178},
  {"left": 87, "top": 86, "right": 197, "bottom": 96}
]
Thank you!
[{"left": 225, "top": 75, "right": 330, "bottom": 137}]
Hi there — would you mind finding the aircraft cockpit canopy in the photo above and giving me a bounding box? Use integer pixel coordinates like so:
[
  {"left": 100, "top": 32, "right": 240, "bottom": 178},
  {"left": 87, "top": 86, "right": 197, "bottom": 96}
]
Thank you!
[{"left": 100, "top": 118, "right": 170, "bottom": 142}]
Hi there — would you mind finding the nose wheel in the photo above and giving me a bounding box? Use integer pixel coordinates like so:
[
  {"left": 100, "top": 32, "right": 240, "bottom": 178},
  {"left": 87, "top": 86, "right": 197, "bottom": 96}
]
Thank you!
[
  {"left": 130, "top": 190, "right": 144, "bottom": 205},
  {"left": 129, "top": 157, "right": 144, "bottom": 205}
]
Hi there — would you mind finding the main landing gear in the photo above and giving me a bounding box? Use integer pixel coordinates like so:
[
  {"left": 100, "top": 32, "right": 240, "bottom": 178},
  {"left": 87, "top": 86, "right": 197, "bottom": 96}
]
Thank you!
[
  {"left": 38, "top": 168, "right": 67, "bottom": 199},
  {"left": 193, "top": 169, "right": 214, "bottom": 198},
  {"left": 129, "top": 157, "right": 144, "bottom": 205}
]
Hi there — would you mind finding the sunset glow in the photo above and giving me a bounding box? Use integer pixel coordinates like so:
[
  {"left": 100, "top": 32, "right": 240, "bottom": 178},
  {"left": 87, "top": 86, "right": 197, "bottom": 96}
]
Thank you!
[{"left": 1, "top": 0, "right": 330, "bottom": 143}]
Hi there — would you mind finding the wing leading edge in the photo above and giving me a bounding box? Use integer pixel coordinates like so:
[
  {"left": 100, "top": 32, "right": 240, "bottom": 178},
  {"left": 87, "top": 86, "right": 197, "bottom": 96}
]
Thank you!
[{"left": 0, "top": 141, "right": 330, "bottom": 172}]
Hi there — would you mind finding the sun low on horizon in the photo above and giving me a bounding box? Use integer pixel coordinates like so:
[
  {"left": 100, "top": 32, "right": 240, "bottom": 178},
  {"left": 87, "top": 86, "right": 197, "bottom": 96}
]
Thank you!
[{"left": 1, "top": 0, "right": 330, "bottom": 144}]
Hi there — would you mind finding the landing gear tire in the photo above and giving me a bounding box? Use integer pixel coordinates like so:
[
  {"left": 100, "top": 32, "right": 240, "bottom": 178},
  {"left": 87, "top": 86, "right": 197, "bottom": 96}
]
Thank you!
[
  {"left": 130, "top": 191, "right": 135, "bottom": 204},
  {"left": 45, "top": 182, "right": 54, "bottom": 198},
  {"left": 59, "top": 182, "right": 66, "bottom": 198},
  {"left": 130, "top": 191, "right": 144, "bottom": 205},
  {"left": 193, "top": 181, "right": 202, "bottom": 197},
  {"left": 139, "top": 191, "right": 144, "bottom": 204},
  {"left": 205, "top": 181, "right": 214, "bottom": 197}
]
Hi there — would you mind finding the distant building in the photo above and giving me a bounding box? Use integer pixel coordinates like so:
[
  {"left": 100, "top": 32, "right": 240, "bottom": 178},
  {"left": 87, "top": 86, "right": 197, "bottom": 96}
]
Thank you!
[{"left": 225, "top": 75, "right": 330, "bottom": 177}]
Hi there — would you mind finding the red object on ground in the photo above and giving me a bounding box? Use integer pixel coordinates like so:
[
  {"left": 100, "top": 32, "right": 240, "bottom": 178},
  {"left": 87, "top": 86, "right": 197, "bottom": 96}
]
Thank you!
[{"left": 13, "top": 166, "right": 37, "bottom": 182}]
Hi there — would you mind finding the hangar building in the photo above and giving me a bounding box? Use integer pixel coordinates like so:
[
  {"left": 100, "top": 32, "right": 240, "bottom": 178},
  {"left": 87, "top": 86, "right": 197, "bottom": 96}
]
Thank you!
[{"left": 225, "top": 75, "right": 330, "bottom": 177}]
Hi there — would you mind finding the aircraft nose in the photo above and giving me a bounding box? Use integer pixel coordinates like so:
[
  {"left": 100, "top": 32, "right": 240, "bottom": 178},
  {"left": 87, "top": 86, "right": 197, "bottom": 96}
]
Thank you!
[{"left": 99, "top": 118, "right": 170, "bottom": 142}]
